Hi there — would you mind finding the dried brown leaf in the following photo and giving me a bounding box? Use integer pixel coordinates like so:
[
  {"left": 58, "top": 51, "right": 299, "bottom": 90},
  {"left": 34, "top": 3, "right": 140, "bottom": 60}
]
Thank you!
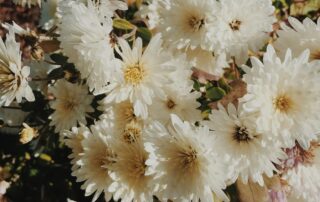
[{"left": 209, "top": 79, "right": 247, "bottom": 109}]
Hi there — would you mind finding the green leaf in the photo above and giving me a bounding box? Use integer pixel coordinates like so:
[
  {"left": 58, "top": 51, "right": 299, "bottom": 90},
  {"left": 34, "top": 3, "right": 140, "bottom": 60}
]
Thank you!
[
  {"left": 50, "top": 53, "right": 68, "bottom": 65},
  {"left": 113, "top": 19, "right": 135, "bottom": 30},
  {"left": 137, "top": 27, "right": 152, "bottom": 44},
  {"left": 29, "top": 168, "right": 39, "bottom": 177},
  {"left": 193, "top": 79, "right": 201, "bottom": 91},
  {"left": 218, "top": 78, "right": 232, "bottom": 93},
  {"left": 205, "top": 82, "right": 214, "bottom": 90},
  {"left": 20, "top": 91, "right": 46, "bottom": 112},
  {"left": 206, "top": 87, "right": 226, "bottom": 101},
  {"left": 47, "top": 67, "right": 65, "bottom": 80},
  {"left": 39, "top": 153, "right": 52, "bottom": 162}
]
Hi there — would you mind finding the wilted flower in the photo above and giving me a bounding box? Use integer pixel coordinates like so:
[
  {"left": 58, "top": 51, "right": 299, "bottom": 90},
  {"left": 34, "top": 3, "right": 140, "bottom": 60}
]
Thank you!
[{"left": 19, "top": 123, "right": 38, "bottom": 144}]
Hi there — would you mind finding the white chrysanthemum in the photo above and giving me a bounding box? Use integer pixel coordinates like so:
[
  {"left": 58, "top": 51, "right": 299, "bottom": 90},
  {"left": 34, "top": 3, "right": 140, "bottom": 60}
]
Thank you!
[
  {"left": 137, "top": 1, "right": 160, "bottom": 30},
  {"left": 108, "top": 140, "right": 156, "bottom": 202},
  {"left": 157, "top": 0, "right": 218, "bottom": 50},
  {"left": 145, "top": 114, "right": 228, "bottom": 202},
  {"left": 137, "top": 0, "right": 170, "bottom": 30},
  {"left": 63, "top": 125, "right": 90, "bottom": 172},
  {"left": 75, "top": 121, "right": 115, "bottom": 202},
  {"left": 207, "top": 104, "right": 286, "bottom": 185},
  {"left": 149, "top": 54, "right": 201, "bottom": 124},
  {"left": 1, "top": 22, "right": 31, "bottom": 36},
  {"left": 59, "top": 0, "right": 118, "bottom": 93},
  {"left": 185, "top": 47, "right": 228, "bottom": 76},
  {"left": 211, "top": 0, "right": 275, "bottom": 65},
  {"left": 0, "top": 29, "right": 35, "bottom": 106},
  {"left": 282, "top": 143, "right": 320, "bottom": 202},
  {"left": 167, "top": 53, "right": 194, "bottom": 91},
  {"left": 149, "top": 86, "right": 201, "bottom": 125},
  {"left": 103, "top": 34, "right": 173, "bottom": 119},
  {"left": 240, "top": 45, "right": 320, "bottom": 149},
  {"left": 13, "top": 0, "right": 41, "bottom": 7},
  {"left": 99, "top": 99, "right": 145, "bottom": 144},
  {"left": 80, "top": 0, "right": 128, "bottom": 21},
  {"left": 49, "top": 80, "right": 94, "bottom": 133},
  {"left": 274, "top": 17, "right": 320, "bottom": 60},
  {"left": 99, "top": 100, "right": 138, "bottom": 130}
]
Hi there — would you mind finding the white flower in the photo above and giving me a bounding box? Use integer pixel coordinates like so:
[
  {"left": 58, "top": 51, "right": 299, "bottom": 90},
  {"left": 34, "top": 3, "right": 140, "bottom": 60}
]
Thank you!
[
  {"left": 274, "top": 17, "right": 320, "bottom": 60},
  {"left": 282, "top": 142, "right": 320, "bottom": 202},
  {"left": 148, "top": 54, "right": 201, "bottom": 124},
  {"left": 0, "top": 29, "right": 35, "bottom": 106},
  {"left": 99, "top": 99, "right": 146, "bottom": 145},
  {"left": 211, "top": 0, "right": 275, "bottom": 65},
  {"left": 13, "top": 0, "right": 41, "bottom": 7},
  {"left": 99, "top": 100, "right": 138, "bottom": 130},
  {"left": 63, "top": 125, "right": 91, "bottom": 172},
  {"left": 207, "top": 104, "right": 286, "bottom": 185},
  {"left": 49, "top": 80, "right": 94, "bottom": 133},
  {"left": 83, "top": 0, "right": 128, "bottom": 21},
  {"left": 0, "top": 180, "right": 10, "bottom": 197},
  {"left": 1, "top": 22, "right": 31, "bottom": 36},
  {"left": 149, "top": 86, "right": 201, "bottom": 125},
  {"left": 103, "top": 34, "right": 173, "bottom": 119},
  {"left": 59, "top": 0, "right": 118, "bottom": 93},
  {"left": 167, "top": 53, "right": 194, "bottom": 91},
  {"left": 157, "top": 0, "right": 218, "bottom": 51},
  {"left": 108, "top": 140, "right": 155, "bottom": 202},
  {"left": 240, "top": 45, "right": 320, "bottom": 149},
  {"left": 185, "top": 47, "right": 228, "bottom": 76},
  {"left": 137, "top": 0, "right": 170, "bottom": 30},
  {"left": 75, "top": 121, "right": 115, "bottom": 202},
  {"left": 145, "top": 114, "right": 228, "bottom": 202}
]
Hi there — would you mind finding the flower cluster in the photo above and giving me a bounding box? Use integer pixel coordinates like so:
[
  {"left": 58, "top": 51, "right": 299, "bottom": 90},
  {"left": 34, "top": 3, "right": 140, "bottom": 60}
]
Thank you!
[{"left": 2, "top": 0, "right": 320, "bottom": 201}]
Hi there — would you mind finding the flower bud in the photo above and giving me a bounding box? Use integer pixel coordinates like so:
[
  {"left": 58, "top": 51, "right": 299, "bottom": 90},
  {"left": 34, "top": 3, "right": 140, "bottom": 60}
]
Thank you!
[{"left": 19, "top": 123, "right": 38, "bottom": 144}]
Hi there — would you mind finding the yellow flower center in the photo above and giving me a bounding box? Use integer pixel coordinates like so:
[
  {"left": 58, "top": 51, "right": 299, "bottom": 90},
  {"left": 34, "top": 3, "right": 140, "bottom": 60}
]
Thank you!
[
  {"left": 122, "top": 124, "right": 141, "bottom": 144},
  {"left": 179, "top": 146, "right": 198, "bottom": 167},
  {"left": 273, "top": 95, "right": 293, "bottom": 113},
  {"left": 122, "top": 106, "right": 135, "bottom": 122},
  {"left": 94, "top": 149, "right": 115, "bottom": 171},
  {"left": 229, "top": 20, "right": 242, "bottom": 31},
  {"left": 124, "top": 64, "right": 144, "bottom": 85},
  {"left": 0, "top": 64, "right": 17, "bottom": 92},
  {"left": 132, "top": 157, "right": 147, "bottom": 178}
]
